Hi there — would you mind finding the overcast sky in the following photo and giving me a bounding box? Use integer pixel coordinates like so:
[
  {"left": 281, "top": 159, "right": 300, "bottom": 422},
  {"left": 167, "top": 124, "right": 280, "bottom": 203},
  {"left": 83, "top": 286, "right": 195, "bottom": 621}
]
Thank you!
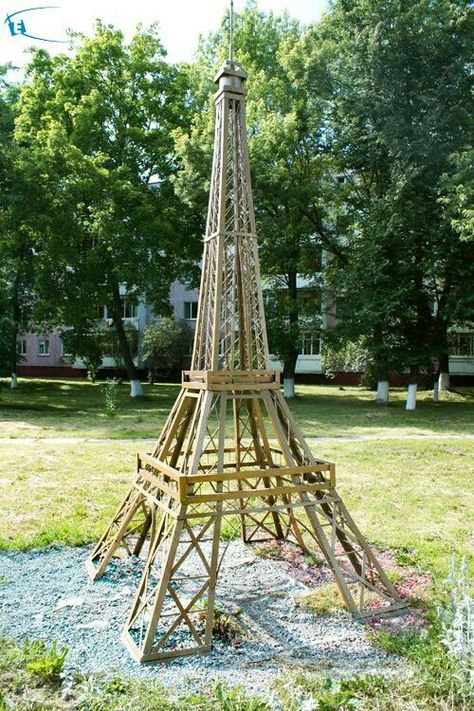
[{"left": 0, "top": 1, "right": 327, "bottom": 71}]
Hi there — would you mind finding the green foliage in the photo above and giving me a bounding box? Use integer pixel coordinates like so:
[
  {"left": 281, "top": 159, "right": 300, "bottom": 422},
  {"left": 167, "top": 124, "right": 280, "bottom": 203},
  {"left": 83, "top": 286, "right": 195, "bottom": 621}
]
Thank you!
[
  {"left": 442, "top": 146, "right": 474, "bottom": 246},
  {"left": 102, "top": 378, "right": 120, "bottom": 418},
  {"left": 14, "top": 22, "right": 199, "bottom": 388},
  {"left": 211, "top": 605, "right": 245, "bottom": 642},
  {"left": 0, "top": 278, "right": 14, "bottom": 379},
  {"left": 0, "top": 638, "right": 68, "bottom": 685},
  {"left": 213, "top": 681, "right": 268, "bottom": 711},
  {"left": 24, "top": 641, "right": 68, "bottom": 684},
  {"left": 76, "top": 675, "right": 177, "bottom": 711},
  {"left": 298, "top": 582, "right": 379, "bottom": 615},
  {"left": 373, "top": 618, "right": 472, "bottom": 705},
  {"left": 143, "top": 318, "right": 192, "bottom": 380},
  {"left": 220, "top": 515, "right": 241, "bottom": 541},
  {"left": 270, "top": 675, "right": 360, "bottom": 710},
  {"left": 439, "top": 557, "right": 474, "bottom": 696},
  {"left": 318, "top": 0, "right": 474, "bottom": 379},
  {"left": 321, "top": 337, "right": 374, "bottom": 384},
  {"left": 176, "top": 5, "right": 334, "bottom": 377}
]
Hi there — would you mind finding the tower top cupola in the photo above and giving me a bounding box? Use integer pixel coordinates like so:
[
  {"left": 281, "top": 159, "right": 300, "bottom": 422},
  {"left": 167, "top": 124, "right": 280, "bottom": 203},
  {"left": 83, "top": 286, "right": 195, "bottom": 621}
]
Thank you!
[{"left": 214, "top": 60, "right": 248, "bottom": 94}]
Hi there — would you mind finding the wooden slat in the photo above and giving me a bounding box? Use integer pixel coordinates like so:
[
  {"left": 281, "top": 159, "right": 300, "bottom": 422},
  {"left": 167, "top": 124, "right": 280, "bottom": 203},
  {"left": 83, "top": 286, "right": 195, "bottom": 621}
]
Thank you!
[
  {"left": 183, "top": 480, "right": 332, "bottom": 504},
  {"left": 186, "top": 463, "right": 331, "bottom": 484},
  {"left": 139, "top": 453, "right": 180, "bottom": 482}
]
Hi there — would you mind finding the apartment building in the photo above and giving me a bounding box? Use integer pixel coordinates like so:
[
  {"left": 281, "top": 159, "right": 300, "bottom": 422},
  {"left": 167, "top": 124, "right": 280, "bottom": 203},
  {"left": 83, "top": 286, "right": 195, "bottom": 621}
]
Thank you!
[{"left": 16, "top": 280, "right": 473, "bottom": 380}]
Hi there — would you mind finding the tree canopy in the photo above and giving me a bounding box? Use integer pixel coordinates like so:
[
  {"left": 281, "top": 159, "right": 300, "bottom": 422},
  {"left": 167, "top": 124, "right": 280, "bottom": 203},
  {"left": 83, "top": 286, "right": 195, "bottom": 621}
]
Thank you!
[
  {"left": 14, "top": 22, "right": 200, "bottom": 394},
  {"left": 0, "top": 2, "right": 472, "bottom": 404},
  {"left": 314, "top": 0, "right": 474, "bottom": 401}
]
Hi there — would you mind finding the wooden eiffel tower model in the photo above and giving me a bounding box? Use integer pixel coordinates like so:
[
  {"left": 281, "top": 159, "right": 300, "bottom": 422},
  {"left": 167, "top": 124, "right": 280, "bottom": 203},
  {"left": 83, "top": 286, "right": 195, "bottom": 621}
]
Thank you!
[{"left": 86, "top": 58, "right": 406, "bottom": 663}]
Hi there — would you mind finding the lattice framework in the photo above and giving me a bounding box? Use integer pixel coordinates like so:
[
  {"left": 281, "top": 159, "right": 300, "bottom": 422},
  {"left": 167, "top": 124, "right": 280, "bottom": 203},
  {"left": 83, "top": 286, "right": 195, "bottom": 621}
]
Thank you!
[{"left": 87, "top": 61, "right": 405, "bottom": 662}]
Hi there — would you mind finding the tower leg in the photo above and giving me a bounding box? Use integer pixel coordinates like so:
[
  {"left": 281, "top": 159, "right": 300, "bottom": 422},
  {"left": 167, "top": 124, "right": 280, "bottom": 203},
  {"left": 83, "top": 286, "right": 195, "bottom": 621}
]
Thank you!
[
  {"left": 264, "top": 389, "right": 403, "bottom": 615},
  {"left": 86, "top": 485, "right": 151, "bottom": 580},
  {"left": 122, "top": 505, "right": 224, "bottom": 662}
]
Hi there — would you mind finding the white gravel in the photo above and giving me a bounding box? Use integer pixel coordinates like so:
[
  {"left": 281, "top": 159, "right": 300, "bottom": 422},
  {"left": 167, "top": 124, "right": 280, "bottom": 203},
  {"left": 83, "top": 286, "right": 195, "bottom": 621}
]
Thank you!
[{"left": 0, "top": 542, "right": 401, "bottom": 696}]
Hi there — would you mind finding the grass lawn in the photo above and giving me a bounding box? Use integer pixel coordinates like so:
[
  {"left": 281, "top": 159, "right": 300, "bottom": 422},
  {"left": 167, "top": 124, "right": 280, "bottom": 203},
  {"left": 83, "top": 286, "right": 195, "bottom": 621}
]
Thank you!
[
  {"left": 0, "top": 378, "right": 472, "bottom": 577},
  {"left": 1, "top": 378, "right": 473, "bottom": 709},
  {"left": 0, "top": 377, "right": 473, "bottom": 439}
]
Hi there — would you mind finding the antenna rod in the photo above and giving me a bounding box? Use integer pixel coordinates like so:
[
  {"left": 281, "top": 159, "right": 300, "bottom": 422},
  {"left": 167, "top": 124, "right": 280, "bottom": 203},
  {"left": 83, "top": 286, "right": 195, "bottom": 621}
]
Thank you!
[{"left": 229, "top": 0, "right": 234, "bottom": 62}]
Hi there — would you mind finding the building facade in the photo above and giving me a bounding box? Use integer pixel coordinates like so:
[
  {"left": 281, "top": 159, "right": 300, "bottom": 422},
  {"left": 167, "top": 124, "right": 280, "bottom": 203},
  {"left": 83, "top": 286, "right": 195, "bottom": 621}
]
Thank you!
[{"left": 16, "top": 281, "right": 473, "bottom": 380}]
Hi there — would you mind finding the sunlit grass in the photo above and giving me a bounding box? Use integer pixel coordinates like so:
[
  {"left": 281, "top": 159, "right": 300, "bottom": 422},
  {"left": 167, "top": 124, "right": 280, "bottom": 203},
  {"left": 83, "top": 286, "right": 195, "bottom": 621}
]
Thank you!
[{"left": 0, "top": 378, "right": 473, "bottom": 439}]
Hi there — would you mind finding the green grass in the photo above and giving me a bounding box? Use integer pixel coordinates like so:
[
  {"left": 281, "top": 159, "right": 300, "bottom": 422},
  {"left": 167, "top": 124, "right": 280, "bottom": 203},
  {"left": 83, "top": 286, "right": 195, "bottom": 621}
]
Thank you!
[
  {"left": 0, "top": 432, "right": 471, "bottom": 577},
  {"left": 1, "top": 378, "right": 473, "bottom": 709},
  {"left": 1, "top": 629, "right": 472, "bottom": 710},
  {"left": 0, "top": 379, "right": 472, "bottom": 577},
  {"left": 0, "top": 378, "right": 473, "bottom": 439},
  {"left": 0, "top": 378, "right": 178, "bottom": 439}
]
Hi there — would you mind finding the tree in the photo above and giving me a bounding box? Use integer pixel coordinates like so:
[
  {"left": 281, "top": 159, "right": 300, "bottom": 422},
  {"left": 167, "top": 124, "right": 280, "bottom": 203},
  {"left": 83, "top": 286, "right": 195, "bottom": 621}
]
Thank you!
[
  {"left": 0, "top": 277, "right": 15, "bottom": 384},
  {"left": 174, "top": 4, "right": 339, "bottom": 396},
  {"left": 0, "top": 67, "right": 39, "bottom": 389},
  {"left": 143, "top": 318, "right": 192, "bottom": 381},
  {"left": 15, "top": 23, "right": 199, "bottom": 396},
  {"left": 316, "top": 0, "right": 474, "bottom": 407}
]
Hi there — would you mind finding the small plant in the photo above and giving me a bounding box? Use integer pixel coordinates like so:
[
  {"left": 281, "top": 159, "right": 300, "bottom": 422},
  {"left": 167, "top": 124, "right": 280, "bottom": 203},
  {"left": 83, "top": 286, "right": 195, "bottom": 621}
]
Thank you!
[
  {"left": 298, "top": 582, "right": 382, "bottom": 616},
  {"left": 214, "top": 680, "right": 268, "bottom": 711},
  {"left": 102, "top": 377, "right": 120, "bottom": 418},
  {"left": 340, "top": 673, "right": 390, "bottom": 698},
  {"left": 220, "top": 515, "right": 241, "bottom": 541},
  {"left": 253, "top": 542, "right": 282, "bottom": 559},
  {"left": 24, "top": 641, "right": 68, "bottom": 684},
  {"left": 212, "top": 605, "right": 245, "bottom": 641},
  {"left": 394, "top": 546, "right": 418, "bottom": 567},
  {"left": 302, "top": 551, "right": 324, "bottom": 566},
  {"left": 439, "top": 557, "right": 474, "bottom": 696},
  {"left": 297, "top": 582, "right": 345, "bottom": 615},
  {"left": 269, "top": 676, "right": 358, "bottom": 711}
]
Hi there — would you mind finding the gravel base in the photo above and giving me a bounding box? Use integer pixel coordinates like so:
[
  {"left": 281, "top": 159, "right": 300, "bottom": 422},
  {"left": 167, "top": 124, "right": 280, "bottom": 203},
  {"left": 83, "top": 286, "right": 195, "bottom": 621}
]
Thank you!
[{"left": 0, "top": 543, "right": 401, "bottom": 696}]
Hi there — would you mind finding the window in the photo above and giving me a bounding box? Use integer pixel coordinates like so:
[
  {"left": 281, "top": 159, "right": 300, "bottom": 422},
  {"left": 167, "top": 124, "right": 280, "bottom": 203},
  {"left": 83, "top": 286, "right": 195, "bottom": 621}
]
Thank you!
[
  {"left": 38, "top": 339, "right": 50, "bottom": 356},
  {"left": 184, "top": 301, "right": 198, "bottom": 320},
  {"left": 17, "top": 339, "right": 27, "bottom": 356},
  {"left": 450, "top": 333, "right": 474, "bottom": 357},
  {"left": 103, "top": 299, "right": 138, "bottom": 320},
  {"left": 123, "top": 301, "right": 138, "bottom": 319},
  {"left": 299, "top": 333, "right": 320, "bottom": 356},
  {"left": 60, "top": 339, "right": 72, "bottom": 357}
]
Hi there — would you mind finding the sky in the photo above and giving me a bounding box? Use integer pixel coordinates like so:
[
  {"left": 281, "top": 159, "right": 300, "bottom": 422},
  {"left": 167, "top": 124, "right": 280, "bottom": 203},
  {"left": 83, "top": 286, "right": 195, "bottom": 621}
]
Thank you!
[{"left": 0, "top": 0, "right": 328, "bottom": 71}]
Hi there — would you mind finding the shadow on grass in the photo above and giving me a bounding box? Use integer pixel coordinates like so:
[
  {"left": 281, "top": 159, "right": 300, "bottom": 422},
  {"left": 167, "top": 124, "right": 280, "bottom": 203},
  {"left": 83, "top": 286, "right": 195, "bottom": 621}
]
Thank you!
[{"left": 0, "top": 379, "right": 473, "bottom": 438}]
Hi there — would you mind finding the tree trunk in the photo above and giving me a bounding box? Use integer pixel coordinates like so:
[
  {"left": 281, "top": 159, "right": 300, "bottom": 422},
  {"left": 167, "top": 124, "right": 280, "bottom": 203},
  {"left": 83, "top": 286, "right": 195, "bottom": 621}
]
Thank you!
[
  {"left": 283, "top": 270, "right": 299, "bottom": 399},
  {"left": 406, "top": 367, "right": 418, "bottom": 411},
  {"left": 438, "top": 351, "right": 450, "bottom": 392},
  {"left": 9, "top": 272, "right": 21, "bottom": 389},
  {"left": 111, "top": 285, "right": 143, "bottom": 397},
  {"left": 375, "top": 366, "right": 389, "bottom": 404}
]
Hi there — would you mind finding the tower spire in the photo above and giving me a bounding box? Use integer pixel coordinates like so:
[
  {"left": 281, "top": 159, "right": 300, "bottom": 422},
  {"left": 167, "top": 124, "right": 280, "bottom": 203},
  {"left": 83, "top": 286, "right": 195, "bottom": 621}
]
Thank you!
[
  {"left": 85, "top": 34, "right": 406, "bottom": 664},
  {"left": 229, "top": 0, "right": 234, "bottom": 62}
]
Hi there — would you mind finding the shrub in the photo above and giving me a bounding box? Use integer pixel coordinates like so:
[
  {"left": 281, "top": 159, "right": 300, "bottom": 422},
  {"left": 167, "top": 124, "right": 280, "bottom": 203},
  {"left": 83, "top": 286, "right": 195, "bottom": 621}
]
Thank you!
[
  {"left": 24, "top": 641, "right": 68, "bottom": 684},
  {"left": 143, "top": 318, "right": 192, "bottom": 381},
  {"left": 102, "top": 377, "right": 120, "bottom": 418},
  {"left": 439, "top": 557, "right": 474, "bottom": 696}
]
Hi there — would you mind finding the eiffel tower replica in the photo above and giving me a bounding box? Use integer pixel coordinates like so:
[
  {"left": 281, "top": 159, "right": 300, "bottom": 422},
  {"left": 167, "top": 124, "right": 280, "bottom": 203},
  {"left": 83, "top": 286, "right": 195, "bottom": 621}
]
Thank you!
[{"left": 86, "top": 44, "right": 406, "bottom": 664}]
